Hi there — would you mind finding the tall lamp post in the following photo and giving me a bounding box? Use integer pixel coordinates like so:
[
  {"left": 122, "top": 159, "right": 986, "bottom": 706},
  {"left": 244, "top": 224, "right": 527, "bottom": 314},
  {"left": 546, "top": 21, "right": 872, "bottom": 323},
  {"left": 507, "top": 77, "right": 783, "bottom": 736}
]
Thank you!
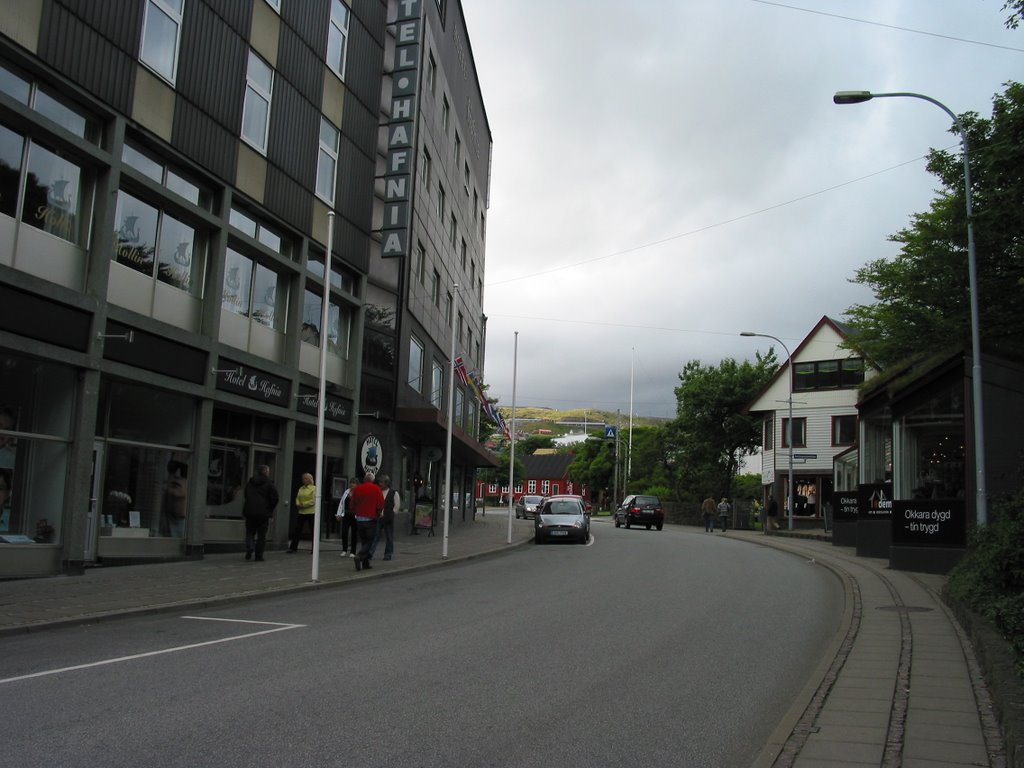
[
  {"left": 833, "top": 90, "right": 987, "bottom": 526},
  {"left": 741, "top": 331, "right": 794, "bottom": 531}
]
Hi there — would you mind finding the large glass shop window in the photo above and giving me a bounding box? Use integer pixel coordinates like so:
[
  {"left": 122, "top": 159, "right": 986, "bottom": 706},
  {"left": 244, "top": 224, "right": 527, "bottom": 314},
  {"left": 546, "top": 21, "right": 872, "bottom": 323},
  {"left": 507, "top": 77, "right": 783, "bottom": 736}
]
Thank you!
[
  {"left": 98, "top": 382, "right": 194, "bottom": 538},
  {"left": 0, "top": 354, "right": 74, "bottom": 542},
  {"left": 207, "top": 408, "right": 279, "bottom": 520}
]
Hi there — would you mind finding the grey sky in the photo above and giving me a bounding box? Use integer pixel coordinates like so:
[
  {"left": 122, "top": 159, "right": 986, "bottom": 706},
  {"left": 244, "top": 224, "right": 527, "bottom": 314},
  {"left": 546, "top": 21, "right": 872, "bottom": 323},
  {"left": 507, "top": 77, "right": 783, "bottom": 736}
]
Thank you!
[{"left": 463, "top": 0, "right": 1022, "bottom": 418}]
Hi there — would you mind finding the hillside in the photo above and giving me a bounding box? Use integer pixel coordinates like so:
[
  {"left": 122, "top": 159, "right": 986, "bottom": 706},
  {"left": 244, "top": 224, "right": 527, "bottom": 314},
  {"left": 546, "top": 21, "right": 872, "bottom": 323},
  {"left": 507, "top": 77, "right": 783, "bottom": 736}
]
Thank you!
[{"left": 496, "top": 406, "right": 668, "bottom": 432}]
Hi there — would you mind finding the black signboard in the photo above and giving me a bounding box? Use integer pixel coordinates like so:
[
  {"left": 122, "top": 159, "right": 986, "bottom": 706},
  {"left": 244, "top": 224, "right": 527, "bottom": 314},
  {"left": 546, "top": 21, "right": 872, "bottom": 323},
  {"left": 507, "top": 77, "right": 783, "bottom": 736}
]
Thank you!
[
  {"left": 215, "top": 362, "right": 290, "bottom": 407},
  {"left": 892, "top": 500, "right": 966, "bottom": 548},
  {"left": 832, "top": 491, "right": 859, "bottom": 522},
  {"left": 858, "top": 483, "right": 892, "bottom": 520},
  {"left": 296, "top": 386, "right": 353, "bottom": 425}
]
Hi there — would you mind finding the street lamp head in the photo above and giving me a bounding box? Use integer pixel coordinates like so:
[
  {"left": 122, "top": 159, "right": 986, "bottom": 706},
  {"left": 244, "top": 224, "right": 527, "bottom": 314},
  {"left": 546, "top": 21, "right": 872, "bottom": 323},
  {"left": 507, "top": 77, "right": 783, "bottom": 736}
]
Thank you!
[
  {"left": 740, "top": 331, "right": 757, "bottom": 337},
  {"left": 834, "top": 90, "right": 874, "bottom": 105}
]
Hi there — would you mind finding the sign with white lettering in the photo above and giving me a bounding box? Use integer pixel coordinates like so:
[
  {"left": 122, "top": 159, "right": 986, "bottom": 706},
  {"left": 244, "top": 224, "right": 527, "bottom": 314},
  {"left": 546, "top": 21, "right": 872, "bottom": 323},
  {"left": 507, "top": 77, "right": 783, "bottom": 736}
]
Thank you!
[
  {"left": 382, "top": 0, "right": 422, "bottom": 259},
  {"left": 892, "top": 500, "right": 966, "bottom": 548},
  {"left": 832, "top": 491, "right": 859, "bottom": 522},
  {"left": 296, "top": 386, "right": 353, "bottom": 425},
  {"left": 361, "top": 435, "right": 382, "bottom": 476},
  {"left": 215, "top": 363, "right": 289, "bottom": 407},
  {"left": 858, "top": 483, "right": 892, "bottom": 520}
]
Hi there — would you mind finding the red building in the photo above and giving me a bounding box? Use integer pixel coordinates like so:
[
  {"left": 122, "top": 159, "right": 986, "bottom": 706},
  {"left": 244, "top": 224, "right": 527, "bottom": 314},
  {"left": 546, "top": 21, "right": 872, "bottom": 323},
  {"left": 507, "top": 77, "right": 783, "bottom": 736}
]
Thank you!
[{"left": 476, "top": 453, "right": 588, "bottom": 503}]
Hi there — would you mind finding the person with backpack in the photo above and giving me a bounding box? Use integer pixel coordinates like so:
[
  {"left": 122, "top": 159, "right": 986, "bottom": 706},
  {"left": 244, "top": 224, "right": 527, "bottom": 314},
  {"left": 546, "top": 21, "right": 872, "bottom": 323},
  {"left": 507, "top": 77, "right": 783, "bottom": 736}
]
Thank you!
[{"left": 716, "top": 496, "right": 732, "bottom": 533}]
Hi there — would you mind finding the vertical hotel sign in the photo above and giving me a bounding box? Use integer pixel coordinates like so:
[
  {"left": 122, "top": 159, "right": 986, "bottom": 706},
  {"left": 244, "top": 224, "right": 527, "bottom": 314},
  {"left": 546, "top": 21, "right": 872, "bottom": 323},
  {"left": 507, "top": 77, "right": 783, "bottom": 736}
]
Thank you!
[{"left": 382, "top": 0, "right": 422, "bottom": 259}]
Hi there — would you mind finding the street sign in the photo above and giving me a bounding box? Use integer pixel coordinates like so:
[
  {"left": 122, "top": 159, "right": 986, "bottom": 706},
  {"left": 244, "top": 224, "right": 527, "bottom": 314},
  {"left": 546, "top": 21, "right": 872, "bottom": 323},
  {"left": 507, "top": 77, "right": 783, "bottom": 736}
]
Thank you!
[
  {"left": 793, "top": 453, "right": 817, "bottom": 459},
  {"left": 605, "top": 426, "right": 617, "bottom": 439}
]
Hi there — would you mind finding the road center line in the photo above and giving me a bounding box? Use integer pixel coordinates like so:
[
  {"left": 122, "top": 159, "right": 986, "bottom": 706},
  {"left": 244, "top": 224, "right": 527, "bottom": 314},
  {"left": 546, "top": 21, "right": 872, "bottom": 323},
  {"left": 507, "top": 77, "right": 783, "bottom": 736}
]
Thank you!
[{"left": 0, "top": 618, "right": 305, "bottom": 685}]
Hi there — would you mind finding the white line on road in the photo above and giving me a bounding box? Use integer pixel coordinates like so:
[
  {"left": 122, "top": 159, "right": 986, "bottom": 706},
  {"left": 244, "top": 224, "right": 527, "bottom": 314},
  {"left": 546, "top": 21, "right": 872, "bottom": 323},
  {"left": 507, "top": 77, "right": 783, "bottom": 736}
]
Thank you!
[{"left": 0, "top": 617, "right": 305, "bottom": 685}]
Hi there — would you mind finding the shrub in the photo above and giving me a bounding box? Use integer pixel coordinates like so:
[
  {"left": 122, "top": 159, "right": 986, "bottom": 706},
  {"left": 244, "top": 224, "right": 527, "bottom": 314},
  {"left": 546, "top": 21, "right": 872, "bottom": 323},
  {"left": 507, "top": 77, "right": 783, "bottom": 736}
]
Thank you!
[{"left": 946, "top": 490, "right": 1024, "bottom": 675}]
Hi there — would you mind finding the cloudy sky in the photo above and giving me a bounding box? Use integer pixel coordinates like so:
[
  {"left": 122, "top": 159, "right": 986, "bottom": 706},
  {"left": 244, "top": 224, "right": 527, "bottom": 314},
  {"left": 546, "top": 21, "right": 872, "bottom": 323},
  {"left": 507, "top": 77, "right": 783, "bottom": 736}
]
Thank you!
[{"left": 461, "top": 0, "right": 1022, "bottom": 419}]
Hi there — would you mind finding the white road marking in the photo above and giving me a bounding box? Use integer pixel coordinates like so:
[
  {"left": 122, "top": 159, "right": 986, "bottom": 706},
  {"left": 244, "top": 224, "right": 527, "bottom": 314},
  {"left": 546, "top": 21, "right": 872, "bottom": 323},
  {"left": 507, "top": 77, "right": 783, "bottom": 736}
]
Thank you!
[{"left": 0, "top": 617, "right": 304, "bottom": 685}]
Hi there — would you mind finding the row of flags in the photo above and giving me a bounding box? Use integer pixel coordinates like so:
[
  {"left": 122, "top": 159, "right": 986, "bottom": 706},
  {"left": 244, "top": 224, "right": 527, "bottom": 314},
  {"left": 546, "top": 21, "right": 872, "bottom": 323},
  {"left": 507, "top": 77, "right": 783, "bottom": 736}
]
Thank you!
[{"left": 454, "top": 356, "right": 511, "bottom": 441}]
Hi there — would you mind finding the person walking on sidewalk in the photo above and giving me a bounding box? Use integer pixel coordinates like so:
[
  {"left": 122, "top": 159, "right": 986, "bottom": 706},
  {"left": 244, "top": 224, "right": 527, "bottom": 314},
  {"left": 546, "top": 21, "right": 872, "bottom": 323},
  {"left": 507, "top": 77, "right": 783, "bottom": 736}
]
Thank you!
[
  {"left": 288, "top": 473, "right": 316, "bottom": 553},
  {"left": 701, "top": 497, "right": 717, "bottom": 532},
  {"left": 335, "top": 477, "right": 358, "bottom": 557},
  {"left": 371, "top": 474, "right": 400, "bottom": 561},
  {"left": 765, "top": 495, "right": 779, "bottom": 532},
  {"left": 716, "top": 496, "right": 731, "bottom": 533},
  {"left": 242, "top": 464, "right": 279, "bottom": 561},
  {"left": 350, "top": 471, "right": 384, "bottom": 571}
]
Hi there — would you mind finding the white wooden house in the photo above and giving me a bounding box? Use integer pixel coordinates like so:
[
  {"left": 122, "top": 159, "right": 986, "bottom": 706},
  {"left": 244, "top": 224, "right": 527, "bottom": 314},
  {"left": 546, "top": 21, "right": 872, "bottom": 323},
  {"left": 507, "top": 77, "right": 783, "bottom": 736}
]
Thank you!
[{"left": 745, "top": 316, "right": 880, "bottom": 527}]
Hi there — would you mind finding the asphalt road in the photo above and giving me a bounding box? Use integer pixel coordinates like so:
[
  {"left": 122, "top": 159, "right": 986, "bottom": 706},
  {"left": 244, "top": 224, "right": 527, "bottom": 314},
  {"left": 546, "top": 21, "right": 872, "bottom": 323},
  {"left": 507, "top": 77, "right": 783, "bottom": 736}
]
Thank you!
[{"left": 0, "top": 520, "right": 843, "bottom": 768}]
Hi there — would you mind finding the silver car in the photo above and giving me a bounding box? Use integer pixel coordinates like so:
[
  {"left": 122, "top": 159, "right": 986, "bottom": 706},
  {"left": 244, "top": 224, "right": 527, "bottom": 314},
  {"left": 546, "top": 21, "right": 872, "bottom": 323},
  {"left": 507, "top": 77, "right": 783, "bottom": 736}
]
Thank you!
[
  {"left": 515, "top": 494, "right": 544, "bottom": 520},
  {"left": 534, "top": 496, "right": 589, "bottom": 544}
]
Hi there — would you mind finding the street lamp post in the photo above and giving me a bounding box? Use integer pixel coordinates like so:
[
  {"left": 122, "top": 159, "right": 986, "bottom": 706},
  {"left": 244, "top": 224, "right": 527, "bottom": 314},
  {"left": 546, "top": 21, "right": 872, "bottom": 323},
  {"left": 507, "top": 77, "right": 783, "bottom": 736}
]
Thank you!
[
  {"left": 741, "top": 331, "right": 794, "bottom": 531},
  {"left": 833, "top": 90, "right": 987, "bottom": 526}
]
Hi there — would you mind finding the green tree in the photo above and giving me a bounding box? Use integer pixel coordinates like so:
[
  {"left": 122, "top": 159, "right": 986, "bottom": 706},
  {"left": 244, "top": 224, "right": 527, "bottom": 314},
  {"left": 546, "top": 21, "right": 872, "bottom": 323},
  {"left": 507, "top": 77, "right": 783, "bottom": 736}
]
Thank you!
[
  {"left": 1003, "top": 0, "right": 1024, "bottom": 28},
  {"left": 666, "top": 353, "right": 778, "bottom": 501},
  {"left": 843, "top": 83, "right": 1024, "bottom": 365},
  {"left": 623, "top": 426, "right": 672, "bottom": 496},
  {"left": 567, "top": 436, "right": 615, "bottom": 505}
]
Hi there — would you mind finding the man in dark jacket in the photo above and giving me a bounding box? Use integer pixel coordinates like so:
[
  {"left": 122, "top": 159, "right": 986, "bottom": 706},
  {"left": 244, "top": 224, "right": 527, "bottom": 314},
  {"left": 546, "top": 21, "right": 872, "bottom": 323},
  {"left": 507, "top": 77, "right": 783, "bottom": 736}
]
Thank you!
[{"left": 243, "top": 464, "right": 279, "bottom": 561}]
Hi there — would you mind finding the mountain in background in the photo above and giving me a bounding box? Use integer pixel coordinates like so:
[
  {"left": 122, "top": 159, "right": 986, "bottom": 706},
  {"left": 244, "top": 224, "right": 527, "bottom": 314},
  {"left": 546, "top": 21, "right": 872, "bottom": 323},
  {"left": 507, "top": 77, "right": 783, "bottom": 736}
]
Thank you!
[{"left": 496, "top": 406, "right": 669, "bottom": 435}]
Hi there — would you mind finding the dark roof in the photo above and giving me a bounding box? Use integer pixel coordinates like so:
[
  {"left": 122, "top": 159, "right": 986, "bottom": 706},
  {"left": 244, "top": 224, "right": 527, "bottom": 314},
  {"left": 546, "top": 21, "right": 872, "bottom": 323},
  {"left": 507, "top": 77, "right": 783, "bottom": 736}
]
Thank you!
[{"left": 522, "top": 453, "right": 574, "bottom": 479}]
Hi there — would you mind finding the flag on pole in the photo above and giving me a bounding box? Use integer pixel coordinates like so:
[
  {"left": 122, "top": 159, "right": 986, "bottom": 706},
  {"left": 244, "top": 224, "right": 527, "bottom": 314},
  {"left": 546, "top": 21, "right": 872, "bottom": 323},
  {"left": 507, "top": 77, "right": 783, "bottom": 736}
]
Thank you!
[{"left": 455, "top": 355, "right": 510, "bottom": 440}]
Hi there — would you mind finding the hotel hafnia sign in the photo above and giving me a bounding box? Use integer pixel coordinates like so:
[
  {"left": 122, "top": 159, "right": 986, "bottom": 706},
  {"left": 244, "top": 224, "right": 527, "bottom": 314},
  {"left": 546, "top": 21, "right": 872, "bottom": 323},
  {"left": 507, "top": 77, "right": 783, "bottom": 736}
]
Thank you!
[{"left": 382, "top": 0, "right": 422, "bottom": 259}]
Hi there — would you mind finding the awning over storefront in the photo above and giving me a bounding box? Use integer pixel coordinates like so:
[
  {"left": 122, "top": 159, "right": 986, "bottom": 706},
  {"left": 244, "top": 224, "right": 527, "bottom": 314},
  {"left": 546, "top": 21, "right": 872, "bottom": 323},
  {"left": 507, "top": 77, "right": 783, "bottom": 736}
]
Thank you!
[{"left": 396, "top": 408, "right": 499, "bottom": 468}]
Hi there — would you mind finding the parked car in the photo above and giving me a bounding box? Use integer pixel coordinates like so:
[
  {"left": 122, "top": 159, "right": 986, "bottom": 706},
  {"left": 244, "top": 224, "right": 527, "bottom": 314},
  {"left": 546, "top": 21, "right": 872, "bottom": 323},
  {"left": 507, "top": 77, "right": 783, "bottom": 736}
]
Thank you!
[
  {"left": 534, "top": 495, "right": 590, "bottom": 544},
  {"left": 614, "top": 494, "right": 664, "bottom": 531},
  {"left": 515, "top": 494, "right": 544, "bottom": 520}
]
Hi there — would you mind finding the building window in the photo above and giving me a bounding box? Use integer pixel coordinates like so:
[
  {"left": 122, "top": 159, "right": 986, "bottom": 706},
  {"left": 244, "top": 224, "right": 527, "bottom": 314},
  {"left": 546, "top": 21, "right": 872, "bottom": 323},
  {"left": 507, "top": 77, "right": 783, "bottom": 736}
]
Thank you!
[
  {"left": 431, "top": 361, "right": 443, "bottom": 408},
  {"left": 455, "top": 386, "right": 464, "bottom": 427},
  {"left": 222, "top": 247, "right": 287, "bottom": 329},
  {"left": 460, "top": 238, "right": 467, "bottom": 269},
  {"left": 457, "top": 311, "right": 464, "bottom": 344},
  {"left": 264, "top": 0, "right": 280, "bottom": 11},
  {"left": 241, "top": 50, "right": 273, "bottom": 154},
  {"left": 763, "top": 417, "right": 774, "bottom": 450},
  {"left": 316, "top": 117, "right": 339, "bottom": 204},
  {"left": 454, "top": 132, "right": 461, "bottom": 164},
  {"left": 431, "top": 269, "right": 440, "bottom": 307},
  {"left": 140, "top": 0, "right": 184, "bottom": 85},
  {"left": 833, "top": 415, "right": 857, "bottom": 446},
  {"left": 6, "top": 131, "right": 88, "bottom": 246},
  {"left": 302, "top": 290, "right": 352, "bottom": 357},
  {"left": 208, "top": 408, "right": 279, "bottom": 519},
  {"left": 420, "top": 147, "right": 431, "bottom": 190},
  {"left": 444, "top": 292, "right": 452, "bottom": 324},
  {"left": 122, "top": 141, "right": 206, "bottom": 207},
  {"left": 442, "top": 94, "right": 450, "bottom": 132},
  {"left": 408, "top": 336, "right": 424, "bottom": 393},
  {"left": 229, "top": 205, "right": 292, "bottom": 259},
  {"left": 781, "top": 418, "right": 806, "bottom": 448},
  {"left": 113, "top": 189, "right": 205, "bottom": 296},
  {"left": 327, "top": 0, "right": 350, "bottom": 80},
  {"left": 436, "top": 182, "right": 445, "bottom": 219},
  {"left": 426, "top": 51, "right": 436, "bottom": 94},
  {"left": 449, "top": 212, "right": 457, "bottom": 246},
  {"left": 794, "top": 358, "right": 865, "bottom": 391},
  {"left": 528, "top": 480, "right": 536, "bottom": 493},
  {"left": 541, "top": 480, "right": 550, "bottom": 494},
  {"left": 0, "top": 355, "right": 75, "bottom": 544},
  {"left": 415, "top": 242, "right": 426, "bottom": 284}
]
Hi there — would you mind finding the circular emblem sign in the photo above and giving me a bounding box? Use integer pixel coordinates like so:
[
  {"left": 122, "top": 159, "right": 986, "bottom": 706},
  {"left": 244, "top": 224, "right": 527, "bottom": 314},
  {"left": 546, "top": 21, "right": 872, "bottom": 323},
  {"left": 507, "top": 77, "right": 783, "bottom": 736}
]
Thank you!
[{"left": 361, "top": 435, "right": 382, "bottom": 477}]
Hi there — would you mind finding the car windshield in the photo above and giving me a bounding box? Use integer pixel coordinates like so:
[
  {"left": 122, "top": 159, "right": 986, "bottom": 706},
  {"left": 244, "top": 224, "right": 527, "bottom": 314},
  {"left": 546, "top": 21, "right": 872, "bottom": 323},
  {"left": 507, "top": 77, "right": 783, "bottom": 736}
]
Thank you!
[
  {"left": 635, "top": 496, "right": 660, "bottom": 506},
  {"left": 523, "top": 496, "right": 543, "bottom": 504},
  {"left": 545, "top": 501, "right": 582, "bottom": 516}
]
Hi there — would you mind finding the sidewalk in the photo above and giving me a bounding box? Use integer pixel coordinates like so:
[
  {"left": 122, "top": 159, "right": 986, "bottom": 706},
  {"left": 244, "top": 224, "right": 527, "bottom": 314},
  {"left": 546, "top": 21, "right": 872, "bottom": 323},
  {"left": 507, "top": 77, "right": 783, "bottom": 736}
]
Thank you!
[
  {"left": 0, "top": 518, "right": 1012, "bottom": 767},
  {"left": 0, "top": 510, "right": 536, "bottom": 636}
]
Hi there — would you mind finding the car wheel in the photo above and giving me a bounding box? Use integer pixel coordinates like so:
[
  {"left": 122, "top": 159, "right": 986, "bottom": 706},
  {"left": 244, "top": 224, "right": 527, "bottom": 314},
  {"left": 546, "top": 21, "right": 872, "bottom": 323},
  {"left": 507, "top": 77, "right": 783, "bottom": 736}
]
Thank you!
[
  {"left": 656, "top": 523, "right": 663, "bottom": 531},
  {"left": 614, "top": 517, "right": 621, "bottom": 528},
  {"left": 646, "top": 524, "right": 651, "bottom": 530},
  {"left": 625, "top": 519, "right": 631, "bottom": 529}
]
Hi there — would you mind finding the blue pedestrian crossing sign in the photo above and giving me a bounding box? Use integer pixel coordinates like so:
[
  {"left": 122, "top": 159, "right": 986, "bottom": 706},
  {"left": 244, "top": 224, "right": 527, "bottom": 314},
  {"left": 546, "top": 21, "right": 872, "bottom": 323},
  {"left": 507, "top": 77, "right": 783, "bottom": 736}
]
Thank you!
[{"left": 604, "top": 426, "right": 617, "bottom": 439}]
